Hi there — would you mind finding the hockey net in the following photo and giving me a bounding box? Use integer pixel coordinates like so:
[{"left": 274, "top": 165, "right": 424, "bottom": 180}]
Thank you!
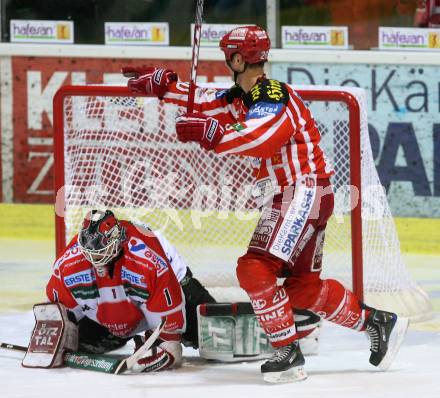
[{"left": 53, "top": 84, "right": 432, "bottom": 321}]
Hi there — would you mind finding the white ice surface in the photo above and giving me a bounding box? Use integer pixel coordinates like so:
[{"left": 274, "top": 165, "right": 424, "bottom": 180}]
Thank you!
[{"left": 1, "top": 311, "right": 439, "bottom": 398}]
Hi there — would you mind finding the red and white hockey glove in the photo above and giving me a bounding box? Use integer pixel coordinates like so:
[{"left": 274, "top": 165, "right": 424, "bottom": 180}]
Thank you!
[
  {"left": 131, "top": 334, "right": 182, "bottom": 373},
  {"left": 122, "top": 66, "right": 178, "bottom": 99},
  {"left": 175, "top": 113, "right": 224, "bottom": 151}
]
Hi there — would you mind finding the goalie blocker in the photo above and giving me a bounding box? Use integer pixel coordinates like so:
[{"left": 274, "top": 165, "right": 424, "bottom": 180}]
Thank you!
[
  {"left": 197, "top": 303, "right": 321, "bottom": 362},
  {"left": 22, "top": 302, "right": 78, "bottom": 368}
]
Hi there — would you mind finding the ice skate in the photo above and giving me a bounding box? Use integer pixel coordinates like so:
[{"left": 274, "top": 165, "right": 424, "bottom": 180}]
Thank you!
[
  {"left": 261, "top": 341, "right": 307, "bottom": 383},
  {"left": 365, "top": 309, "right": 409, "bottom": 370}
]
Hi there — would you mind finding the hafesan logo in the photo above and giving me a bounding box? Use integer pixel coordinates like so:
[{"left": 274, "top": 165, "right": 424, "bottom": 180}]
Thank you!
[
  {"left": 10, "top": 19, "right": 74, "bottom": 43},
  {"left": 152, "top": 26, "right": 165, "bottom": 42},
  {"left": 56, "top": 23, "right": 70, "bottom": 40},
  {"left": 330, "top": 30, "right": 345, "bottom": 46},
  {"left": 104, "top": 22, "right": 169, "bottom": 46},
  {"left": 282, "top": 26, "right": 349, "bottom": 49},
  {"left": 379, "top": 27, "right": 440, "bottom": 51},
  {"left": 428, "top": 32, "right": 440, "bottom": 48}
]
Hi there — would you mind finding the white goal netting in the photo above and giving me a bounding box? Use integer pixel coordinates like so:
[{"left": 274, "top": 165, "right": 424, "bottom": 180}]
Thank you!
[{"left": 54, "top": 84, "right": 432, "bottom": 321}]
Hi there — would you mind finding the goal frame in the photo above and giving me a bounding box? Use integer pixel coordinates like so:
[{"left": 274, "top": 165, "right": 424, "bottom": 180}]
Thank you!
[{"left": 52, "top": 85, "right": 363, "bottom": 300}]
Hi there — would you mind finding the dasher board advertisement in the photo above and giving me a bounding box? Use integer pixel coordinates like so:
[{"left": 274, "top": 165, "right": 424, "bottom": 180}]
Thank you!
[
  {"left": 379, "top": 27, "right": 440, "bottom": 51},
  {"left": 282, "top": 26, "right": 349, "bottom": 50},
  {"left": 10, "top": 20, "right": 74, "bottom": 44},
  {"left": 105, "top": 22, "right": 169, "bottom": 46}
]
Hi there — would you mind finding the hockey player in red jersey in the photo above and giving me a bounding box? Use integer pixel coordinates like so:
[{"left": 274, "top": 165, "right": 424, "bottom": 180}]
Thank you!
[
  {"left": 124, "top": 25, "right": 409, "bottom": 382},
  {"left": 46, "top": 209, "right": 215, "bottom": 372}
]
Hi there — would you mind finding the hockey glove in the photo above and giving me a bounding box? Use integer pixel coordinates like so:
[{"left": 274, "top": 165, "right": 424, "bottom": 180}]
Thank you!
[
  {"left": 122, "top": 66, "right": 178, "bottom": 99},
  {"left": 131, "top": 335, "right": 182, "bottom": 373},
  {"left": 175, "top": 113, "right": 224, "bottom": 151}
]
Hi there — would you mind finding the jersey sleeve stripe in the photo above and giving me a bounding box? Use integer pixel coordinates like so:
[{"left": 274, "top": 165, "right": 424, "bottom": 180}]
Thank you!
[
  {"left": 284, "top": 104, "right": 308, "bottom": 177},
  {"left": 216, "top": 112, "right": 289, "bottom": 155},
  {"left": 164, "top": 83, "right": 231, "bottom": 114},
  {"left": 287, "top": 88, "right": 307, "bottom": 127},
  {"left": 220, "top": 113, "right": 276, "bottom": 144},
  {"left": 265, "top": 157, "right": 279, "bottom": 185},
  {"left": 287, "top": 96, "right": 319, "bottom": 173},
  {"left": 281, "top": 145, "right": 294, "bottom": 186},
  {"left": 223, "top": 116, "right": 292, "bottom": 157},
  {"left": 288, "top": 95, "right": 306, "bottom": 130}
]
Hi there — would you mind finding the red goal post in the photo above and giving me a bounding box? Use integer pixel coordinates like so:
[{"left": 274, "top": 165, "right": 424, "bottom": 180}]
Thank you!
[{"left": 52, "top": 83, "right": 431, "bottom": 321}]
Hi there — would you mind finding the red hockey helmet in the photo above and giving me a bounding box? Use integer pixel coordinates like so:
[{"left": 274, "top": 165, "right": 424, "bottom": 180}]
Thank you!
[
  {"left": 219, "top": 25, "right": 271, "bottom": 65},
  {"left": 78, "top": 210, "right": 123, "bottom": 274}
]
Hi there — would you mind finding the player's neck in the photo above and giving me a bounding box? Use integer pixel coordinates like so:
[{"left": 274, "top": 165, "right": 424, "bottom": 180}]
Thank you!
[{"left": 236, "top": 68, "right": 265, "bottom": 93}]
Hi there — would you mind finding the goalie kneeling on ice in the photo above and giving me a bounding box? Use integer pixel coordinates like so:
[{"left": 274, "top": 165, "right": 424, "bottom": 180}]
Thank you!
[{"left": 197, "top": 303, "right": 321, "bottom": 362}]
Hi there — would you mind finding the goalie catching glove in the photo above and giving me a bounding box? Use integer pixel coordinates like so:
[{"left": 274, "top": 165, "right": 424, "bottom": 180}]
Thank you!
[
  {"left": 122, "top": 66, "right": 178, "bottom": 99},
  {"left": 130, "top": 333, "right": 182, "bottom": 373},
  {"left": 175, "top": 113, "right": 224, "bottom": 151}
]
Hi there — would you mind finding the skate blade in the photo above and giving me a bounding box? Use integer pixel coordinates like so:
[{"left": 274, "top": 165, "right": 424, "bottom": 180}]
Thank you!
[
  {"left": 379, "top": 317, "right": 409, "bottom": 371},
  {"left": 263, "top": 366, "right": 308, "bottom": 383}
]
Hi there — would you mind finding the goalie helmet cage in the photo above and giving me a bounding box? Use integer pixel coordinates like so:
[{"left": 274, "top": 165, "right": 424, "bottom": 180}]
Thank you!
[{"left": 53, "top": 84, "right": 432, "bottom": 322}]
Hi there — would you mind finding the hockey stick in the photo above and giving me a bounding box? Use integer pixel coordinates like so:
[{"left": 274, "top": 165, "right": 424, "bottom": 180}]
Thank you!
[
  {"left": 0, "top": 342, "right": 27, "bottom": 352},
  {"left": 187, "top": 0, "right": 205, "bottom": 113},
  {"left": 1, "top": 342, "right": 123, "bottom": 373},
  {"left": 0, "top": 318, "right": 166, "bottom": 375},
  {"left": 114, "top": 317, "right": 166, "bottom": 374}
]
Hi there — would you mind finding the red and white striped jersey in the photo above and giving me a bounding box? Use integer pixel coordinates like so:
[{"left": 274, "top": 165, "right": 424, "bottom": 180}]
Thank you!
[{"left": 164, "top": 78, "right": 333, "bottom": 191}]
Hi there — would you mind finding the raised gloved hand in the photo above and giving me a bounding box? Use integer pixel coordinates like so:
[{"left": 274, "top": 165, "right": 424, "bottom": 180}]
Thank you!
[
  {"left": 175, "top": 113, "right": 224, "bottom": 151},
  {"left": 122, "top": 66, "right": 178, "bottom": 99},
  {"left": 131, "top": 334, "right": 182, "bottom": 373}
]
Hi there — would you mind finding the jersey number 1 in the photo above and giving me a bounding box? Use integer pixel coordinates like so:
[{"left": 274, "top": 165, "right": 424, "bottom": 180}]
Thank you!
[{"left": 164, "top": 288, "right": 173, "bottom": 307}]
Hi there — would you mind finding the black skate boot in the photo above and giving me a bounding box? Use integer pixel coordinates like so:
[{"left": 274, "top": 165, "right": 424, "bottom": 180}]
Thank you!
[
  {"left": 261, "top": 341, "right": 307, "bottom": 383},
  {"left": 365, "top": 309, "right": 409, "bottom": 370}
]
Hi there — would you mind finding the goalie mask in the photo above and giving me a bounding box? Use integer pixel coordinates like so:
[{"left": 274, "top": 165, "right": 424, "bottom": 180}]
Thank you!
[{"left": 78, "top": 210, "right": 124, "bottom": 274}]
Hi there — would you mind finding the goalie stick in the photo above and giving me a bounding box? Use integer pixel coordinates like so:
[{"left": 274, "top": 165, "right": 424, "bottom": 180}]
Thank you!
[
  {"left": 0, "top": 318, "right": 166, "bottom": 375},
  {"left": 1, "top": 342, "right": 123, "bottom": 373},
  {"left": 187, "top": 0, "right": 205, "bottom": 113}
]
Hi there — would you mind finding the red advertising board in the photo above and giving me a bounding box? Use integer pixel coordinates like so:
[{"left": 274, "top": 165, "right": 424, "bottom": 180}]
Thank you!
[{"left": 11, "top": 57, "right": 229, "bottom": 203}]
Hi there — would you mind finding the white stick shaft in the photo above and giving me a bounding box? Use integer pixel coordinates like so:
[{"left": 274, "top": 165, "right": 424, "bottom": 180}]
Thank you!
[
  {"left": 187, "top": 0, "right": 205, "bottom": 113},
  {"left": 114, "top": 318, "right": 166, "bottom": 374}
]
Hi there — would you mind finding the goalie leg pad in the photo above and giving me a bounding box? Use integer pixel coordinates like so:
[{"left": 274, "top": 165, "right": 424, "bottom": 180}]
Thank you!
[
  {"left": 197, "top": 304, "right": 322, "bottom": 361},
  {"left": 198, "top": 303, "right": 274, "bottom": 362},
  {"left": 22, "top": 302, "right": 78, "bottom": 368}
]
